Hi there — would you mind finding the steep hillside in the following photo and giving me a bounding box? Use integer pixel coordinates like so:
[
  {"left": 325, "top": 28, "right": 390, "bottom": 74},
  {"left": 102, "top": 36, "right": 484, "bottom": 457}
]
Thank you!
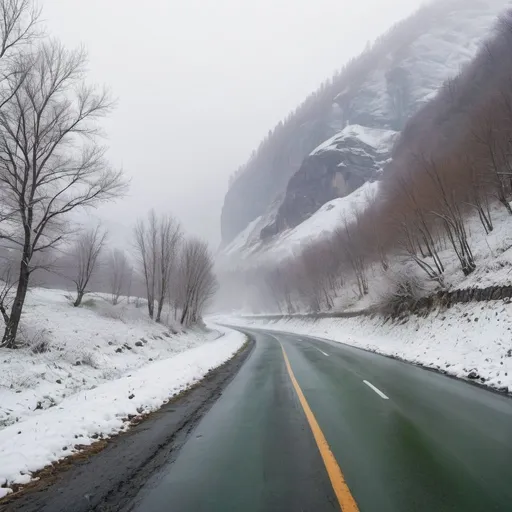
[
  {"left": 223, "top": 181, "right": 378, "bottom": 267},
  {"left": 218, "top": 6, "right": 512, "bottom": 319},
  {"left": 221, "top": 0, "right": 507, "bottom": 251}
]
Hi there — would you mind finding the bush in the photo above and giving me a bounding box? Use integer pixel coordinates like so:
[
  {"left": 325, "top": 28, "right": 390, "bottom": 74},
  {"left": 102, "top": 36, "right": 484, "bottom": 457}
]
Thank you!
[
  {"left": 378, "top": 268, "right": 426, "bottom": 316},
  {"left": 80, "top": 350, "right": 98, "bottom": 368},
  {"left": 17, "top": 326, "right": 53, "bottom": 353}
]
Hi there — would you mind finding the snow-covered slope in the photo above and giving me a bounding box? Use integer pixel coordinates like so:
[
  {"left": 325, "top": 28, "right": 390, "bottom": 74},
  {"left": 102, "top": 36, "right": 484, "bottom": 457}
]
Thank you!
[
  {"left": 220, "top": 182, "right": 378, "bottom": 268},
  {"left": 1, "top": 288, "right": 212, "bottom": 429},
  {"left": 0, "top": 287, "right": 247, "bottom": 496},
  {"left": 222, "top": 0, "right": 508, "bottom": 258},
  {"left": 340, "top": 0, "right": 506, "bottom": 130},
  {"left": 0, "top": 324, "right": 244, "bottom": 497}
]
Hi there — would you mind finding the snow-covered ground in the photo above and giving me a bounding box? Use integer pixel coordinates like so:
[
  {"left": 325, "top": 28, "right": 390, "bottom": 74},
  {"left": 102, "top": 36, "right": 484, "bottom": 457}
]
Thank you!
[
  {"left": 0, "top": 287, "right": 246, "bottom": 497},
  {"left": 0, "top": 287, "right": 206, "bottom": 429},
  {"left": 221, "top": 183, "right": 512, "bottom": 317},
  {"left": 220, "top": 182, "right": 379, "bottom": 269},
  {"left": 221, "top": 298, "right": 512, "bottom": 394},
  {"left": 333, "top": 202, "right": 512, "bottom": 313}
]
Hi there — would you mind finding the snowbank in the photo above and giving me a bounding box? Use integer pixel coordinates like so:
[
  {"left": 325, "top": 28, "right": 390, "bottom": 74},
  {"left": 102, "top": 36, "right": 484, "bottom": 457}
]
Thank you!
[
  {"left": 0, "top": 325, "right": 245, "bottom": 494},
  {"left": 0, "top": 287, "right": 216, "bottom": 430},
  {"left": 222, "top": 299, "right": 512, "bottom": 394}
]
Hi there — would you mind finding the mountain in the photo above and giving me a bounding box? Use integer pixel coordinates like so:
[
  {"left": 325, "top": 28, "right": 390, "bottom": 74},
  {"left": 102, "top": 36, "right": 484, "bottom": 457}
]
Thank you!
[{"left": 220, "top": 0, "right": 508, "bottom": 260}]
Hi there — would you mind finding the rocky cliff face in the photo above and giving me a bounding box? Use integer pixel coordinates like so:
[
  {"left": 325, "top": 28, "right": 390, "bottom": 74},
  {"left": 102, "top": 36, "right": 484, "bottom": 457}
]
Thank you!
[
  {"left": 261, "top": 125, "right": 397, "bottom": 237},
  {"left": 221, "top": 0, "right": 508, "bottom": 252}
]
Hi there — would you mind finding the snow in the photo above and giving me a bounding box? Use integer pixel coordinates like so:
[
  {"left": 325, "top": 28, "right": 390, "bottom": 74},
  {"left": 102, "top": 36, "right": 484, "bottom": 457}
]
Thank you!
[
  {"left": 221, "top": 298, "right": 512, "bottom": 394},
  {"left": 442, "top": 205, "right": 512, "bottom": 290},
  {"left": 313, "top": 201, "right": 512, "bottom": 314},
  {"left": 280, "top": 181, "right": 378, "bottom": 245},
  {"left": 311, "top": 124, "right": 398, "bottom": 155},
  {"left": 0, "top": 326, "right": 245, "bottom": 493},
  {"left": 347, "top": 0, "right": 508, "bottom": 126},
  {"left": 223, "top": 0, "right": 508, "bottom": 261},
  {"left": 223, "top": 215, "right": 263, "bottom": 256},
  {"left": 235, "top": 199, "right": 512, "bottom": 314},
  {"left": 0, "top": 286, "right": 246, "bottom": 494},
  {"left": 219, "top": 182, "right": 379, "bottom": 269},
  {"left": 0, "top": 287, "right": 213, "bottom": 430}
]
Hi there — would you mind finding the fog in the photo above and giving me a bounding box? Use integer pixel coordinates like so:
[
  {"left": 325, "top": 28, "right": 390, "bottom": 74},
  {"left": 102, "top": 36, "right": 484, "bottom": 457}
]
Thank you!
[{"left": 42, "top": 0, "right": 424, "bottom": 247}]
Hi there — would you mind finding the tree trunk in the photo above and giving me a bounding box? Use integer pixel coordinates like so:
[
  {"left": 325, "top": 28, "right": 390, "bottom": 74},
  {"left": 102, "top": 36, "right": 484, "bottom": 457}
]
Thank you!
[
  {"left": 499, "top": 195, "right": 512, "bottom": 215},
  {"left": 74, "top": 290, "right": 85, "bottom": 307},
  {"left": 156, "top": 296, "right": 164, "bottom": 323},
  {"left": 180, "top": 303, "right": 189, "bottom": 325},
  {"left": 2, "top": 261, "right": 30, "bottom": 348}
]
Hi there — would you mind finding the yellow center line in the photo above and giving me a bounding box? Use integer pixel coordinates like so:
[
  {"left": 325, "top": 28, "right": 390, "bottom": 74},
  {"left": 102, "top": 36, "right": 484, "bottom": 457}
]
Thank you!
[{"left": 280, "top": 342, "right": 360, "bottom": 512}]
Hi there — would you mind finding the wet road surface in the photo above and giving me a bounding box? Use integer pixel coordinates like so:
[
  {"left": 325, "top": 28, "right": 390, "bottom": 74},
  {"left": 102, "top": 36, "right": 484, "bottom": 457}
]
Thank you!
[{"left": 131, "top": 328, "right": 512, "bottom": 512}]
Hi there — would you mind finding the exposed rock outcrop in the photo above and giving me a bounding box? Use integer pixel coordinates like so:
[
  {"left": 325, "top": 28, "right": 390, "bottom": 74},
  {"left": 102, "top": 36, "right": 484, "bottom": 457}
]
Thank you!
[{"left": 262, "top": 125, "right": 397, "bottom": 237}]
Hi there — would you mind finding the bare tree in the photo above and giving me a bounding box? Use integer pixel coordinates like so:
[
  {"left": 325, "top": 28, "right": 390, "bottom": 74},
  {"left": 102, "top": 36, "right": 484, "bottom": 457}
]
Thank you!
[
  {"left": 397, "top": 215, "right": 441, "bottom": 281},
  {"left": 422, "top": 157, "right": 476, "bottom": 276},
  {"left": 155, "top": 215, "right": 181, "bottom": 322},
  {"left": 134, "top": 211, "right": 157, "bottom": 319},
  {"left": 0, "top": 0, "right": 40, "bottom": 110},
  {"left": 108, "top": 248, "right": 131, "bottom": 305},
  {"left": 134, "top": 211, "right": 181, "bottom": 322},
  {"left": 178, "top": 238, "right": 217, "bottom": 326},
  {"left": 0, "top": 1, "right": 39, "bottom": 58},
  {"left": 473, "top": 103, "right": 512, "bottom": 215},
  {"left": 72, "top": 226, "right": 107, "bottom": 307},
  {"left": 335, "top": 212, "right": 369, "bottom": 299},
  {"left": 463, "top": 156, "right": 493, "bottom": 234},
  {"left": 0, "top": 41, "right": 126, "bottom": 347},
  {"left": 0, "top": 1, "right": 39, "bottom": 231},
  {"left": 297, "top": 245, "right": 333, "bottom": 312},
  {"left": 395, "top": 170, "right": 444, "bottom": 277}
]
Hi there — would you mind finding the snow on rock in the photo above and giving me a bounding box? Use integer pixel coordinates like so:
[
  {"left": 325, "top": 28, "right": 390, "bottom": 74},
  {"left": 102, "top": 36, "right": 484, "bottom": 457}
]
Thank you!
[
  {"left": 218, "top": 182, "right": 378, "bottom": 269},
  {"left": 0, "top": 325, "right": 245, "bottom": 493},
  {"left": 311, "top": 124, "right": 398, "bottom": 156},
  {"left": 344, "top": 0, "right": 509, "bottom": 129},
  {"left": 279, "top": 181, "right": 379, "bottom": 245},
  {"left": 223, "top": 300, "right": 512, "bottom": 394}
]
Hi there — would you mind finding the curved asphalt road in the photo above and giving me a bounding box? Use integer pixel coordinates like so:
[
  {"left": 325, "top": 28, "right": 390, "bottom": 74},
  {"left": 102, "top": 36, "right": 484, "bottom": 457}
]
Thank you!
[{"left": 130, "top": 328, "right": 512, "bottom": 512}]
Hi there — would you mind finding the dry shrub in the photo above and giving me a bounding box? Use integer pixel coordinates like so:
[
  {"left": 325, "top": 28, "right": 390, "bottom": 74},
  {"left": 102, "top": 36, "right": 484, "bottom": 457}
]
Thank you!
[{"left": 377, "top": 267, "right": 426, "bottom": 316}]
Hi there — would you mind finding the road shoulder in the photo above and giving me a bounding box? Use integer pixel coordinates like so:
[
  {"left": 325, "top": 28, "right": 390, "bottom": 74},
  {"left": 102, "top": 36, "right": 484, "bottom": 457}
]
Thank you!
[{"left": 1, "top": 337, "right": 254, "bottom": 512}]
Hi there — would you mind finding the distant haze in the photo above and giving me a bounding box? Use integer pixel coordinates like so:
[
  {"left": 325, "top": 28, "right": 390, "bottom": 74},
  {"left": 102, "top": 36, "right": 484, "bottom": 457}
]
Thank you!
[{"left": 42, "top": 0, "right": 424, "bottom": 247}]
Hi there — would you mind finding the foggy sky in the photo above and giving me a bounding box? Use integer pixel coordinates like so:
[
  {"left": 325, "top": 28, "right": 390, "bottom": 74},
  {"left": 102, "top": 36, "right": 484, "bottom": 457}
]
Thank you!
[{"left": 43, "top": 0, "right": 424, "bottom": 247}]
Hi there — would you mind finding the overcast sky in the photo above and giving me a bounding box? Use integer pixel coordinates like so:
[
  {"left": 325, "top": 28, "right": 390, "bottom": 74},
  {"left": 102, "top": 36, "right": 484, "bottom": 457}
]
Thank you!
[{"left": 42, "top": 0, "right": 424, "bottom": 246}]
